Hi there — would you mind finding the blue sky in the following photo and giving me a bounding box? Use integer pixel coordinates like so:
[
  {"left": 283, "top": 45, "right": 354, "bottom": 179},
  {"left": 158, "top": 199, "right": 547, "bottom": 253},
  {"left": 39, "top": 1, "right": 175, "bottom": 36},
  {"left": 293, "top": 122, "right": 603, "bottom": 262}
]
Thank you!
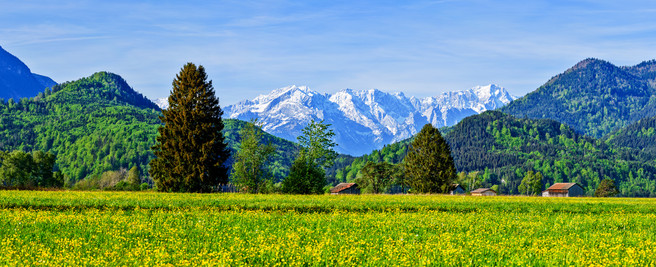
[{"left": 2, "top": 0, "right": 656, "bottom": 105}]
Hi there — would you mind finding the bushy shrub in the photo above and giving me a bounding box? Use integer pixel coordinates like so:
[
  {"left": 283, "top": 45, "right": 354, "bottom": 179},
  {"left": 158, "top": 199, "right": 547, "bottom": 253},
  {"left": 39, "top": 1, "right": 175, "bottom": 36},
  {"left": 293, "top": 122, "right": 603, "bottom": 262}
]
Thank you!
[{"left": 140, "top": 183, "right": 150, "bottom": 191}]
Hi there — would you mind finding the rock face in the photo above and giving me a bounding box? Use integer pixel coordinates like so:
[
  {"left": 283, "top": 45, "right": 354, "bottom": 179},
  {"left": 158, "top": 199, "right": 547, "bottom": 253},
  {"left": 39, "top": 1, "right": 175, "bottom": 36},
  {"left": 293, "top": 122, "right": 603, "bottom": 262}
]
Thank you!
[
  {"left": 0, "top": 46, "right": 56, "bottom": 100},
  {"left": 224, "top": 84, "right": 515, "bottom": 155}
]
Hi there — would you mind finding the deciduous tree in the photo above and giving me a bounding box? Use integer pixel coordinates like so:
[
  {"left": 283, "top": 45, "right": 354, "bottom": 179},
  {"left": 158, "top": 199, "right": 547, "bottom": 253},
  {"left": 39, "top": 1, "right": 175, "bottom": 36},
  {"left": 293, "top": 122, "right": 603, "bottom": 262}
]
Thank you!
[
  {"left": 297, "top": 119, "right": 337, "bottom": 169},
  {"left": 282, "top": 119, "right": 336, "bottom": 194},
  {"left": 518, "top": 170, "right": 543, "bottom": 196},
  {"left": 232, "top": 120, "right": 276, "bottom": 193},
  {"left": 282, "top": 154, "right": 325, "bottom": 194},
  {"left": 357, "top": 161, "right": 395, "bottom": 194},
  {"left": 127, "top": 166, "right": 140, "bottom": 190}
]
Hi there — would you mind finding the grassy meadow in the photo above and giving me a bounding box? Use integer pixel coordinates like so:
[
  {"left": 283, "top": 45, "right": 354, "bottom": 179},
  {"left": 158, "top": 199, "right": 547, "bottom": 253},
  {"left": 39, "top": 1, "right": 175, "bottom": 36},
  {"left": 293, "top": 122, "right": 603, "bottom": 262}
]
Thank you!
[{"left": 0, "top": 191, "right": 655, "bottom": 266}]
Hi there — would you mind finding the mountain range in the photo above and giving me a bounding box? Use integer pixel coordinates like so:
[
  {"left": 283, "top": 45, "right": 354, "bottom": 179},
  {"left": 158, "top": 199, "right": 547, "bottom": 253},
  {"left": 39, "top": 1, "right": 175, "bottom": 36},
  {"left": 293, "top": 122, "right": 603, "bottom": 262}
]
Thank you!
[
  {"left": 222, "top": 84, "right": 515, "bottom": 155},
  {"left": 2, "top": 44, "right": 656, "bottom": 196},
  {"left": 335, "top": 58, "right": 656, "bottom": 196},
  {"left": 0, "top": 46, "right": 56, "bottom": 100}
]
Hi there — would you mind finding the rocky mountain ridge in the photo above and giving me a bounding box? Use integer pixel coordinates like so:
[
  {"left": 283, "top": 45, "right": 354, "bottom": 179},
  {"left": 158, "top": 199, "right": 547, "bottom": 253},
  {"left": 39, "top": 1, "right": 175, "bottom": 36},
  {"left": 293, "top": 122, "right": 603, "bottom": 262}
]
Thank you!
[{"left": 222, "top": 84, "right": 516, "bottom": 155}]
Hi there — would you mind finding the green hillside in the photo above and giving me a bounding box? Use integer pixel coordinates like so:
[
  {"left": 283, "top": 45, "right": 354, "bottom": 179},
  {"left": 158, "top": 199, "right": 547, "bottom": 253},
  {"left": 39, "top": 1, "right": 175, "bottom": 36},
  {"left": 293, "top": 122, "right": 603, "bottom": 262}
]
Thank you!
[
  {"left": 501, "top": 59, "right": 656, "bottom": 138},
  {"left": 446, "top": 111, "right": 656, "bottom": 196},
  {"left": 335, "top": 111, "right": 656, "bottom": 197},
  {"left": 605, "top": 115, "right": 656, "bottom": 160},
  {"left": 0, "top": 72, "right": 297, "bottom": 184}
]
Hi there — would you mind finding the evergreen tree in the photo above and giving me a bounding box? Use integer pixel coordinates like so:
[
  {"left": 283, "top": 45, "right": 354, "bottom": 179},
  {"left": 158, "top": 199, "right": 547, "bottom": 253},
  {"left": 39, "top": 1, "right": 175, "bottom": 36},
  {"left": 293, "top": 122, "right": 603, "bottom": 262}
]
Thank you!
[
  {"left": 149, "top": 63, "right": 230, "bottom": 192},
  {"left": 595, "top": 178, "right": 619, "bottom": 197},
  {"left": 403, "top": 124, "right": 456, "bottom": 193},
  {"left": 232, "top": 120, "right": 276, "bottom": 193}
]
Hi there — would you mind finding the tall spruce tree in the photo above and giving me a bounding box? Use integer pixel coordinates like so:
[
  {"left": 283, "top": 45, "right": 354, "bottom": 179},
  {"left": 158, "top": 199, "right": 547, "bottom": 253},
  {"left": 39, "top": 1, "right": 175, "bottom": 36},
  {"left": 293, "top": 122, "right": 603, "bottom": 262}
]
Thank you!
[
  {"left": 404, "top": 123, "right": 456, "bottom": 193},
  {"left": 149, "top": 63, "right": 230, "bottom": 192}
]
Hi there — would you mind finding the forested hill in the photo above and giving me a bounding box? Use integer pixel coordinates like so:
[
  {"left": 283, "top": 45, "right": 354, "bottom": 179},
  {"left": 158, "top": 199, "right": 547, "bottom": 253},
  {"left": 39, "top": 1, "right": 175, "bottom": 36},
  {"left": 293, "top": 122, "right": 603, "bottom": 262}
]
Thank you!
[
  {"left": 0, "top": 72, "right": 298, "bottom": 184},
  {"left": 501, "top": 58, "right": 656, "bottom": 138},
  {"left": 334, "top": 111, "right": 656, "bottom": 197},
  {"left": 604, "top": 115, "right": 656, "bottom": 159},
  {"left": 0, "top": 72, "right": 161, "bottom": 183},
  {"left": 51, "top": 72, "right": 160, "bottom": 110},
  {"left": 448, "top": 111, "right": 655, "bottom": 196}
]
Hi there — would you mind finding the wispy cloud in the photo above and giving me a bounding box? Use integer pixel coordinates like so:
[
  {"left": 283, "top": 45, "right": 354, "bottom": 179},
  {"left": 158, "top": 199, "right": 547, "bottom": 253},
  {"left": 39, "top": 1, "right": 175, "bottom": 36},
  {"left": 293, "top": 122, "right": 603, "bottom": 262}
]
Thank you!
[{"left": 2, "top": 0, "right": 656, "bottom": 104}]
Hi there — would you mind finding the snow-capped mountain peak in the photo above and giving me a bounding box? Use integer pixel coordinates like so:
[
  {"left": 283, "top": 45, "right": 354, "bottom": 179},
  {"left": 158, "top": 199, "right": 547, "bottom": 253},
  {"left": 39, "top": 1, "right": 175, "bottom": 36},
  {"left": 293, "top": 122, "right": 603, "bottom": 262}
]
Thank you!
[
  {"left": 472, "top": 84, "right": 514, "bottom": 103},
  {"left": 224, "top": 84, "right": 517, "bottom": 155},
  {"left": 155, "top": 97, "right": 169, "bottom": 109}
]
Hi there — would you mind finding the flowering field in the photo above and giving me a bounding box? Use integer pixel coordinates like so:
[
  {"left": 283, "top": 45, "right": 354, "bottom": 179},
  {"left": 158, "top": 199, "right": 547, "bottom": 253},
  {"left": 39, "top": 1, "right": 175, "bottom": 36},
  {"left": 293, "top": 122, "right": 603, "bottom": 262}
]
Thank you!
[{"left": 0, "top": 191, "right": 655, "bottom": 266}]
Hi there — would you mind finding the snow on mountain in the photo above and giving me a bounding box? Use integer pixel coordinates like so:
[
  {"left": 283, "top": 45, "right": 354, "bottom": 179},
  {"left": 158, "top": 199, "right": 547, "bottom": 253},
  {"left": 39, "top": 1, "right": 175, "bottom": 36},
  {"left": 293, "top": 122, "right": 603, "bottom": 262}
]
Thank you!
[
  {"left": 225, "top": 84, "right": 516, "bottom": 155},
  {"left": 155, "top": 97, "right": 169, "bottom": 109}
]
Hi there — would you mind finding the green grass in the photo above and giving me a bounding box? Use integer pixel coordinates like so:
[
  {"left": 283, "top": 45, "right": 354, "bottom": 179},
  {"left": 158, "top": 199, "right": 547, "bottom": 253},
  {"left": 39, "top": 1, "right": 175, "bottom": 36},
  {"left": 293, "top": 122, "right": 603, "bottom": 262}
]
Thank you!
[{"left": 1, "top": 191, "right": 655, "bottom": 266}]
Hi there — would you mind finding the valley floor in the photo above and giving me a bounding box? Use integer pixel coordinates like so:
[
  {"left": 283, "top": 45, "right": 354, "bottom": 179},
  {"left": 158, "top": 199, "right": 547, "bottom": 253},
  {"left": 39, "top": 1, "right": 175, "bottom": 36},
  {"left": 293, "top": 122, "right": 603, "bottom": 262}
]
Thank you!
[{"left": 0, "top": 191, "right": 654, "bottom": 266}]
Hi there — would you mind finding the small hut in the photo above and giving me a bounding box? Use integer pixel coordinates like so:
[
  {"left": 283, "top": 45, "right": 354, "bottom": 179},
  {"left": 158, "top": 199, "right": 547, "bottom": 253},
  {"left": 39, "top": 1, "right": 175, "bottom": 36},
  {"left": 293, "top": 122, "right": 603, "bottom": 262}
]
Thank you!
[
  {"left": 542, "top": 183, "right": 584, "bottom": 197},
  {"left": 449, "top": 184, "right": 465, "bottom": 195},
  {"left": 330, "top": 183, "right": 360, "bottom": 194},
  {"left": 471, "top": 188, "right": 497, "bottom": 196}
]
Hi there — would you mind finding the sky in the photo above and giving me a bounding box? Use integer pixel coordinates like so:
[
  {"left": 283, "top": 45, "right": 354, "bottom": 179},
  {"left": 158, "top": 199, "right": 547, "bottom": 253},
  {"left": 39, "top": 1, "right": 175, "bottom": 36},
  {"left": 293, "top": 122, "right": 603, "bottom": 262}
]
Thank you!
[{"left": 2, "top": 0, "right": 656, "bottom": 105}]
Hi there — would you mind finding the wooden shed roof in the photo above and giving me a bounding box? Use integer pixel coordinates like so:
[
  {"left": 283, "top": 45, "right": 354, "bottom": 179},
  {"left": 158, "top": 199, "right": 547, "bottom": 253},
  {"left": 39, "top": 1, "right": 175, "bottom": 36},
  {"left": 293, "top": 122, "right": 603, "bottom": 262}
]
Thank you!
[
  {"left": 546, "top": 183, "right": 581, "bottom": 191},
  {"left": 450, "top": 184, "right": 463, "bottom": 190},
  {"left": 330, "top": 183, "right": 358, "bottom": 193},
  {"left": 471, "top": 188, "right": 496, "bottom": 194}
]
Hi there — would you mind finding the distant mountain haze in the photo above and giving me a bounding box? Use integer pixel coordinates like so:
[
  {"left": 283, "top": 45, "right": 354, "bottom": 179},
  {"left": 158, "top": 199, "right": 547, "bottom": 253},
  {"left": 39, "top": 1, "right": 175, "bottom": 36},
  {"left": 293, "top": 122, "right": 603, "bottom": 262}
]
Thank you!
[{"left": 0, "top": 46, "right": 57, "bottom": 100}]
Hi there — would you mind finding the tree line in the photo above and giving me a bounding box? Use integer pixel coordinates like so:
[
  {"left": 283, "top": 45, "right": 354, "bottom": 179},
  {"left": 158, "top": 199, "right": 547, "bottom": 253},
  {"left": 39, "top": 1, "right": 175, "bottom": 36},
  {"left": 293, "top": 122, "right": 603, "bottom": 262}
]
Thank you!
[{"left": 0, "top": 150, "right": 63, "bottom": 188}]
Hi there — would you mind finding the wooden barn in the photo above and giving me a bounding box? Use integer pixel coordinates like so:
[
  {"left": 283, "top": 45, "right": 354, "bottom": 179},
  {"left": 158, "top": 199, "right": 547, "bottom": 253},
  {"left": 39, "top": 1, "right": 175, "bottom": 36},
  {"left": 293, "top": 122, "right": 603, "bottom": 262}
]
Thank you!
[
  {"left": 449, "top": 184, "right": 465, "bottom": 195},
  {"left": 542, "top": 183, "right": 584, "bottom": 197},
  {"left": 330, "top": 183, "right": 360, "bottom": 194},
  {"left": 471, "top": 188, "right": 497, "bottom": 196}
]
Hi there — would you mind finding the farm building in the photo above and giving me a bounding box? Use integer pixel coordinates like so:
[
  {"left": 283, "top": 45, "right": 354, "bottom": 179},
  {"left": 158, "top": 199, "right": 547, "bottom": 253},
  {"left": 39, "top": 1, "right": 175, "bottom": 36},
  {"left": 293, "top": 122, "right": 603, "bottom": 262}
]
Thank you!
[
  {"left": 330, "top": 183, "right": 360, "bottom": 194},
  {"left": 449, "top": 184, "right": 465, "bottom": 195},
  {"left": 542, "top": 183, "right": 584, "bottom": 197},
  {"left": 471, "top": 188, "right": 497, "bottom": 196}
]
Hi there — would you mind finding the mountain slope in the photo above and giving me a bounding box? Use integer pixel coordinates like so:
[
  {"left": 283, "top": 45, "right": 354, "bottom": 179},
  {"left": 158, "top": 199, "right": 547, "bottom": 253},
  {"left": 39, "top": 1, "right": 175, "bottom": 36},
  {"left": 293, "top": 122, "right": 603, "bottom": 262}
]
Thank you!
[
  {"left": 501, "top": 58, "right": 656, "bottom": 137},
  {"left": 0, "top": 72, "right": 298, "bottom": 183},
  {"left": 605, "top": 115, "right": 656, "bottom": 159},
  {"left": 0, "top": 46, "right": 57, "bottom": 100},
  {"left": 224, "top": 84, "right": 515, "bottom": 155}
]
